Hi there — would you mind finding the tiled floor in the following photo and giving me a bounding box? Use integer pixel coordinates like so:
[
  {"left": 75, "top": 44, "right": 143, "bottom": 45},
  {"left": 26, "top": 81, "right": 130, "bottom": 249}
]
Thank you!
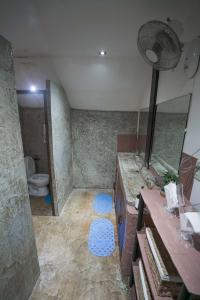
[
  {"left": 30, "top": 189, "right": 129, "bottom": 300},
  {"left": 30, "top": 196, "right": 52, "bottom": 216}
]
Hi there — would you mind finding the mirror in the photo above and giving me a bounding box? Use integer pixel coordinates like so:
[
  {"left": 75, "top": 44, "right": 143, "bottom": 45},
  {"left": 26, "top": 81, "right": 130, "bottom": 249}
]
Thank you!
[
  {"left": 195, "top": 158, "right": 200, "bottom": 181},
  {"left": 150, "top": 94, "right": 191, "bottom": 175},
  {"left": 138, "top": 107, "right": 149, "bottom": 159}
]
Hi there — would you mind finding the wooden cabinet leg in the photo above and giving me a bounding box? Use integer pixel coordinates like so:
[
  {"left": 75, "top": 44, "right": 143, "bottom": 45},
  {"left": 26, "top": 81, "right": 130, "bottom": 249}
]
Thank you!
[
  {"left": 132, "top": 195, "right": 144, "bottom": 260},
  {"left": 178, "top": 285, "right": 190, "bottom": 300},
  {"left": 129, "top": 269, "right": 134, "bottom": 287},
  {"left": 137, "top": 195, "right": 144, "bottom": 231}
]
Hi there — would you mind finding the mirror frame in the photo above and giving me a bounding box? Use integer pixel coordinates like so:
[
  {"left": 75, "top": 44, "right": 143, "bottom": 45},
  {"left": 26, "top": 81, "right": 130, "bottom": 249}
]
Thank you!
[{"left": 143, "top": 69, "right": 159, "bottom": 167}]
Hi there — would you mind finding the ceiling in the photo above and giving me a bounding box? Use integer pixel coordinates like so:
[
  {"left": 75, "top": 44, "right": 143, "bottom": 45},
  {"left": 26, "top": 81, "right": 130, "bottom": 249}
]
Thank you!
[{"left": 1, "top": 0, "right": 200, "bottom": 110}]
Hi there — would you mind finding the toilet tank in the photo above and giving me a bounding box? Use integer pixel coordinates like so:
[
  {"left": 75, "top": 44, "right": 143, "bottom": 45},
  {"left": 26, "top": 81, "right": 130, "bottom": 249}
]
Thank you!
[{"left": 24, "top": 156, "right": 36, "bottom": 178}]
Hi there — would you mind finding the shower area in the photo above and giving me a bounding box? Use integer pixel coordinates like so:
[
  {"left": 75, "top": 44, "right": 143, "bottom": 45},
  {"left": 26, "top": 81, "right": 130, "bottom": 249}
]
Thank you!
[{"left": 17, "top": 91, "right": 53, "bottom": 216}]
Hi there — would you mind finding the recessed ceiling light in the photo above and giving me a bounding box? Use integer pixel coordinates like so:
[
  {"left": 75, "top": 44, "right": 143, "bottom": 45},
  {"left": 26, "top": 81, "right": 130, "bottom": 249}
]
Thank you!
[
  {"left": 99, "top": 50, "right": 107, "bottom": 56},
  {"left": 30, "top": 85, "right": 37, "bottom": 92}
]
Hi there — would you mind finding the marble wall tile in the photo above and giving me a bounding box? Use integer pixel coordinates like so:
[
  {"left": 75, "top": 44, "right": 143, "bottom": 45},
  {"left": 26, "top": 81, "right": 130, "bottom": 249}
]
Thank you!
[
  {"left": 0, "top": 35, "right": 14, "bottom": 87},
  {"left": 72, "top": 110, "right": 137, "bottom": 188},
  {"left": 0, "top": 35, "right": 39, "bottom": 300},
  {"left": 195, "top": 159, "right": 200, "bottom": 181},
  {"left": 47, "top": 81, "right": 73, "bottom": 215},
  {"left": 138, "top": 111, "right": 148, "bottom": 156}
]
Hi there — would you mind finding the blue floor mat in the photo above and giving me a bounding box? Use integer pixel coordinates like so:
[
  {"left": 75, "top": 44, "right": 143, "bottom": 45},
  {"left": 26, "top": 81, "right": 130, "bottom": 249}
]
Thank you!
[
  {"left": 88, "top": 218, "right": 115, "bottom": 257},
  {"left": 44, "top": 194, "right": 52, "bottom": 205},
  {"left": 93, "top": 193, "right": 113, "bottom": 214}
]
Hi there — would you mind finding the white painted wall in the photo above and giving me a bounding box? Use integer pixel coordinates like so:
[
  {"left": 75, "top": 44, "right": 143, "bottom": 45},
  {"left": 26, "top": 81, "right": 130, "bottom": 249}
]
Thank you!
[
  {"left": 157, "top": 46, "right": 194, "bottom": 104},
  {"left": 52, "top": 56, "right": 150, "bottom": 111},
  {"left": 14, "top": 57, "right": 60, "bottom": 90}
]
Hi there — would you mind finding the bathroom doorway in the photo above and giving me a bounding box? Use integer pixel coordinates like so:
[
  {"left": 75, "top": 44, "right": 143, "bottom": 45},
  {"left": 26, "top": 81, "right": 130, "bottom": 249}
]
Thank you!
[{"left": 17, "top": 89, "right": 55, "bottom": 216}]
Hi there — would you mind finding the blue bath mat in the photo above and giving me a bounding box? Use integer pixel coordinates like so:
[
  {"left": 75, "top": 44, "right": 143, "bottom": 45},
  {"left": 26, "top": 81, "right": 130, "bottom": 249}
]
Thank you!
[
  {"left": 88, "top": 218, "right": 115, "bottom": 257},
  {"left": 93, "top": 193, "right": 113, "bottom": 214},
  {"left": 44, "top": 194, "right": 52, "bottom": 205}
]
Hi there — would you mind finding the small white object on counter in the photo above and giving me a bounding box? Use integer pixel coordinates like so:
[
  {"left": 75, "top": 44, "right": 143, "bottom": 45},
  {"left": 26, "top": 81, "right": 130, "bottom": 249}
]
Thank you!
[
  {"left": 184, "top": 212, "right": 200, "bottom": 234},
  {"left": 134, "top": 197, "right": 139, "bottom": 209},
  {"left": 164, "top": 182, "right": 178, "bottom": 212}
]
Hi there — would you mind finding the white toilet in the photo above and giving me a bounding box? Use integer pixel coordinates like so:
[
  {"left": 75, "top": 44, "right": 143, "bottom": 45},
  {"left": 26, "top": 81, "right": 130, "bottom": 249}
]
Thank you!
[{"left": 24, "top": 156, "right": 49, "bottom": 197}]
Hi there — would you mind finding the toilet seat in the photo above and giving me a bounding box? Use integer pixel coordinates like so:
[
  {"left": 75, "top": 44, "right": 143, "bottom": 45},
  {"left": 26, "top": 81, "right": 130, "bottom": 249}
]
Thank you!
[
  {"left": 28, "top": 174, "right": 49, "bottom": 187},
  {"left": 24, "top": 156, "right": 50, "bottom": 197}
]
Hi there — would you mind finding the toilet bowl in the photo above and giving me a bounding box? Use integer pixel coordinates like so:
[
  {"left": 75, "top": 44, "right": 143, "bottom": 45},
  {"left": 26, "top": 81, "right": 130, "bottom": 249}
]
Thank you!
[
  {"left": 28, "top": 174, "right": 49, "bottom": 187},
  {"left": 29, "top": 184, "right": 49, "bottom": 197},
  {"left": 24, "top": 156, "right": 49, "bottom": 197}
]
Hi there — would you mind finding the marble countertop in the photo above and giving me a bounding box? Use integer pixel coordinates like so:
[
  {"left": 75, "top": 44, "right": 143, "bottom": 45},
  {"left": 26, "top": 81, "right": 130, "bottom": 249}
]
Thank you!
[{"left": 117, "top": 152, "right": 157, "bottom": 206}]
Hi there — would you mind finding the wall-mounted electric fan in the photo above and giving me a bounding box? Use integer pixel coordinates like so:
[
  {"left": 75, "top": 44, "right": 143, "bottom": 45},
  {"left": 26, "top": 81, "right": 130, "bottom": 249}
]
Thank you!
[{"left": 138, "top": 20, "right": 182, "bottom": 71}]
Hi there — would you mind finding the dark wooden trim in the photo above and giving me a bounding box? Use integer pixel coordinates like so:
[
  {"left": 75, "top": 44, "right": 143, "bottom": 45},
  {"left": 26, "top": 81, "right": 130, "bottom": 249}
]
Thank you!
[
  {"left": 46, "top": 80, "right": 59, "bottom": 216},
  {"left": 117, "top": 134, "right": 138, "bottom": 152},
  {"left": 141, "top": 189, "right": 200, "bottom": 296},
  {"left": 17, "top": 89, "right": 46, "bottom": 95},
  {"left": 145, "top": 68, "right": 159, "bottom": 168},
  {"left": 132, "top": 194, "right": 144, "bottom": 262},
  {"left": 177, "top": 285, "right": 190, "bottom": 300},
  {"left": 43, "top": 87, "right": 56, "bottom": 216},
  {"left": 179, "top": 152, "right": 197, "bottom": 201}
]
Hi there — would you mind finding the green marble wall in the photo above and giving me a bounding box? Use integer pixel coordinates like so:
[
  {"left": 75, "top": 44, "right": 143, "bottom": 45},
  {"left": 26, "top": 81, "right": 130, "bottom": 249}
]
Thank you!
[
  {"left": 0, "top": 35, "right": 39, "bottom": 300},
  {"left": 72, "top": 110, "right": 137, "bottom": 188},
  {"left": 47, "top": 80, "right": 73, "bottom": 215},
  {"left": 195, "top": 159, "right": 200, "bottom": 181},
  {"left": 138, "top": 110, "right": 148, "bottom": 157}
]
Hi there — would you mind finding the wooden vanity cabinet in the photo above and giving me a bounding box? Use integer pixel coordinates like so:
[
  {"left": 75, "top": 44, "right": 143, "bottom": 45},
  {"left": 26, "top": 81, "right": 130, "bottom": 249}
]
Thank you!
[
  {"left": 130, "top": 189, "right": 200, "bottom": 300},
  {"left": 114, "top": 161, "right": 138, "bottom": 278}
]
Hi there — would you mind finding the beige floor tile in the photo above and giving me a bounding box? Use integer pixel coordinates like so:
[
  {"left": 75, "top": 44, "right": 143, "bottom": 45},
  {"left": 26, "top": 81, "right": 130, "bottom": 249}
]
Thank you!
[{"left": 30, "top": 189, "right": 129, "bottom": 300}]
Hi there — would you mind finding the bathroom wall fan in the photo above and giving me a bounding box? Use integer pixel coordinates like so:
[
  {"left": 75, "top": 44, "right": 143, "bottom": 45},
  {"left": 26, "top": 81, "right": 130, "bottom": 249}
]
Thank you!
[{"left": 138, "top": 20, "right": 182, "bottom": 71}]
